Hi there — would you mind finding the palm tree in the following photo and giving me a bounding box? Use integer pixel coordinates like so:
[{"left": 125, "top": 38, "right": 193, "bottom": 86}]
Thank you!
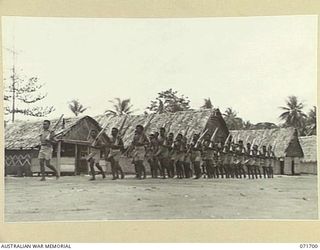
[
  {"left": 68, "top": 99, "right": 88, "bottom": 117},
  {"left": 201, "top": 98, "right": 213, "bottom": 109},
  {"left": 105, "top": 98, "right": 134, "bottom": 116},
  {"left": 279, "top": 96, "right": 307, "bottom": 131},
  {"left": 223, "top": 107, "right": 243, "bottom": 130},
  {"left": 243, "top": 120, "right": 253, "bottom": 130},
  {"left": 306, "top": 106, "right": 316, "bottom": 135}
]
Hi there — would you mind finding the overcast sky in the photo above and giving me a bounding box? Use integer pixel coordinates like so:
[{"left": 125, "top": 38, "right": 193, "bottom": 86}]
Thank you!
[{"left": 2, "top": 15, "right": 317, "bottom": 124}]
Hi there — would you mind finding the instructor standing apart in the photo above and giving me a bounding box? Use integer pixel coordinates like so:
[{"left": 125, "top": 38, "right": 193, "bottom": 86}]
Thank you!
[{"left": 38, "top": 120, "right": 60, "bottom": 181}]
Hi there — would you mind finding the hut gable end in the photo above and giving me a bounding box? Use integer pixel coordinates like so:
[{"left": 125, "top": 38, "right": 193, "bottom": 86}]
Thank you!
[
  {"left": 5, "top": 116, "right": 107, "bottom": 150},
  {"left": 55, "top": 116, "right": 104, "bottom": 142},
  {"left": 299, "top": 136, "right": 317, "bottom": 163},
  {"left": 204, "top": 109, "right": 229, "bottom": 143}
]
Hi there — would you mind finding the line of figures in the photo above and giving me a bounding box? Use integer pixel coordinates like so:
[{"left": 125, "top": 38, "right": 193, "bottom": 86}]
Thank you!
[{"left": 89, "top": 124, "right": 275, "bottom": 181}]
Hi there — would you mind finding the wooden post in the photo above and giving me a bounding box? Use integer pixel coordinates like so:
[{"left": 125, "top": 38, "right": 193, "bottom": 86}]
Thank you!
[
  {"left": 74, "top": 144, "right": 78, "bottom": 175},
  {"left": 57, "top": 140, "right": 62, "bottom": 176}
]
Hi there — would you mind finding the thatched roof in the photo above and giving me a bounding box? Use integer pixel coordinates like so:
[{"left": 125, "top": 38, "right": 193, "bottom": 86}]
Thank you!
[
  {"left": 230, "top": 127, "right": 304, "bottom": 158},
  {"left": 5, "top": 116, "right": 101, "bottom": 150},
  {"left": 299, "top": 136, "right": 317, "bottom": 163},
  {"left": 95, "top": 109, "right": 229, "bottom": 147},
  {"left": 5, "top": 110, "right": 229, "bottom": 149}
]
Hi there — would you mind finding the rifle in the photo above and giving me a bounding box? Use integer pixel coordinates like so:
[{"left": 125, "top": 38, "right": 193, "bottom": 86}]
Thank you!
[
  {"left": 244, "top": 135, "right": 250, "bottom": 145},
  {"left": 143, "top": 113, "right": 155, "bottom": 134},
  {"left": 46, "top": 114, "right": 64, "bottom": 140},
  {"left": 272, "top": 140, "right": 277, "bottom": 158},
  {"left": 123, "top": 114, "right": 155, "bottom": 157},
  {"left": 224, "top": 133, "right": 231, "bottom": 147},
  {"left": 209, "top": 127, "right": 219, "bottom": 148},
  {"left": 249, "top": 138, "right": 257, "bottom": 156},
  {"left": 183, "top": 126, "right": 190, "bottom": 138},
  {"left": 91, "top": 122, "right": 109, "bottom": 147},
  {"left": 171, "top": 130, "right": 181, "bottom": 148},
  {"left": 185, "top": 131, "right": 196, "bottom": 155},
  {"left": 118, "top": 115, "right": 128, "bottom": 137},
  {"left": 258, "top": 130, "right": 267, "bottom": 150},
  {"left": 194, "top": 128, "right": 209, "bottom": 148},
  {"left": 53, "top": 114, "right": 64, "bottom": 130}
]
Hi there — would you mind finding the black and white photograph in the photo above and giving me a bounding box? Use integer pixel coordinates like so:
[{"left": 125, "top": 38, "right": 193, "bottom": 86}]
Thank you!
[{"left": 2, "top": 15, "right": 318, "bottom": 222}]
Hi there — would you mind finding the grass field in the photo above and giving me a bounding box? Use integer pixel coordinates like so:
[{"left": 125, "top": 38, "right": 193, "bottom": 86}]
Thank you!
[{"left": 4, "top": 174, "right": 318, "bottom": 222}]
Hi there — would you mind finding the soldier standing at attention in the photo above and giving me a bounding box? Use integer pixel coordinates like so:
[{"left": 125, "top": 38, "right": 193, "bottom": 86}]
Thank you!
[
  {"left": 236, "top": 140, "right": 247, "bottom": 178},
  {"left": 147, "top": 133, "right": 160, "bottom": 178},
  {"left": 212, "top": 144, "right": 219, "bottom": 178},
  {"left": 88, "top": 129, "right": 106, "bottom": 181},
  {"left": 107, "top": 127, "right": 125, "bottom": 180},
  {"left": 182, "top": 135, "right": 192, "bottom": 178},
  {"left": 167, "top": 132, "right": 175, "bottom": 178},
  {"left": 230, "top": 142, "right": 239, "bottom": 178},
  {"left": 222, "top": 143, "right": 232, "bottom": 178},
  {"left": 38, "top": 120, "right": 60, "bottom": 181},
  {"left": 232, "top": 143, "right": 241, "bottom": 178},
  {"left": 267, "top": 145, "right": 275, "bottom": 178},
  {"left": 216, "top": 141, "right": 225, "bottom": 178},
  {"left": 190, "top": 133, "right": 202, "bottom": 179},
  {"left": 245, "top": 143, "right": 254, "bottom": 179},
  {"left": 252, "top": 145, "right": 262, "bottom": 179},
  {"left": 260, "top": 145, "right": 268, "bottom": 178},
  {"left": 132, "top": 125, "right": 149, "bottom": 179},
  {"left": 201, "top": 133, "right": 214, "bottom": 179},
  {"left": 156, "top": 127, "right": 170, "bottom": 178},
  {"left": 172, "top": 133, "right": 186, "bottom": 179}
]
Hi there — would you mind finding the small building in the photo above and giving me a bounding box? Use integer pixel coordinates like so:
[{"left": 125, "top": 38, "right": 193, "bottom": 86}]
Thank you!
[
  {"left": 298, "top": 136, "right": 317, "bottom": 175},
  {"left": 230, "top": 127, "right": 304, "bottom": 175},
  {"left": 5, "top": 116, "right": 108, "bottom": 176}
]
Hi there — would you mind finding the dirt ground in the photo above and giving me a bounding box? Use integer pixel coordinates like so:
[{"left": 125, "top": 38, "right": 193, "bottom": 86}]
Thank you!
[{"left": 4, "top": 174, "right": 318, "bottom": 222}]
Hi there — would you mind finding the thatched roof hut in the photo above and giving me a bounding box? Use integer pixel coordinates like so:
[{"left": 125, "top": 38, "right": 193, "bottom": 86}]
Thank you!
[
  {"left": 5, "top": 116, "right": 112, "bottom": 176},
  {"left": 6, "top": 109, "right": 229, "bottom": 149},
  {"left": 5, "top": 116, "right": 106, "bottom": 150},
  {"left": 95, "top": 109, "right": 229, "bottom": 147},
  {"left": 230, "top": 127, "right": 304, "bottom": 158},
  {"left": 299, "top": 136, "right": 317, "bottom": 163}
]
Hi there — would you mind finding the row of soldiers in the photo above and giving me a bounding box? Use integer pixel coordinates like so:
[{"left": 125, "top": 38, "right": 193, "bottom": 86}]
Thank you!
[
  {"left": 124, "top": 125, "right": 275, "bottom": 180},
  {"left": 38, "top": 119, "right": 275, "bottom": 181}
]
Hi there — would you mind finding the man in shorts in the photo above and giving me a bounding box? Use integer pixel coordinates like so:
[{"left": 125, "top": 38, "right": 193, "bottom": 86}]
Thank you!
[
  {"left": 87, "top": 129, "right": 106, "bottom": 181},
  {"left": 38, "top": 120, "right": 60, "bottom": 181},
  {"left": 107, "top": 127, "right": 125, "bottom": 180}
]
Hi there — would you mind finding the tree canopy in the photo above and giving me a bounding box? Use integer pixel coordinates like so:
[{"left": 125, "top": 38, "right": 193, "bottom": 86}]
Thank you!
[{"left": 146, "top": 89, "right": 191, "bottom": 114}]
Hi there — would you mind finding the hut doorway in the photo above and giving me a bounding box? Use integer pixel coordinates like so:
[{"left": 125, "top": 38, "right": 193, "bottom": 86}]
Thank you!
[
  {"left": 280, "top": 160, "right": 284, "bottom": 175},
  {"left": 291, "top": 159, "right": 295, "bottom": 175},
  {"left": 75, "top": 144, "right": 89, "bottom": 175}
]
